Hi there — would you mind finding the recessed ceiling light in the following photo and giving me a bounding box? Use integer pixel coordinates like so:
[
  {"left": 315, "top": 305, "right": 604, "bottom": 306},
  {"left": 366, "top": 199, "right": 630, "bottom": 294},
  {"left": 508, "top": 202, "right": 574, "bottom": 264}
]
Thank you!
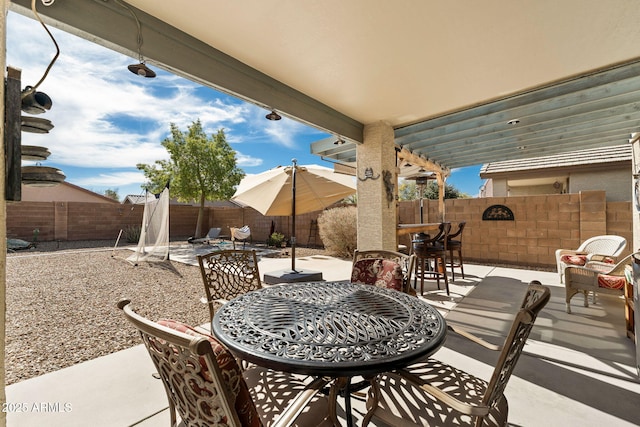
[{"left": 507, "top": 119, "right": 520, "bottom": 125}]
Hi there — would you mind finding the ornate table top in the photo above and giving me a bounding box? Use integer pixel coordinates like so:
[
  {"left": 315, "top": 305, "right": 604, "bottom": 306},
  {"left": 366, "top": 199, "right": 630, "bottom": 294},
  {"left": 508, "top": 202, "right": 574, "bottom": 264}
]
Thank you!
[{"left": 212, "top": 281, "right": 447, "bottom": 377}]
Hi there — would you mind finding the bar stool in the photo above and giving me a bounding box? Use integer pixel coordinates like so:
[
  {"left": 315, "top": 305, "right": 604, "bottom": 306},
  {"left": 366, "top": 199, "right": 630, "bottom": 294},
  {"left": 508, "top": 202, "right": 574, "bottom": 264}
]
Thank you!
[
  {"left": 412, "top": 222, "right": 450, "bottom": 296},
  {"left": 446, "top": 221, "right": 466, "bottom": 281}
]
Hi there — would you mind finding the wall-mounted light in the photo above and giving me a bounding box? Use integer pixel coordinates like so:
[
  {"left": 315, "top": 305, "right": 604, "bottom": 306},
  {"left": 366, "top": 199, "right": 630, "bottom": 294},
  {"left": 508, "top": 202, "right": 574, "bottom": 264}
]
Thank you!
[{"left": 265, "top": 110, "right": 282, "bottom": 121}]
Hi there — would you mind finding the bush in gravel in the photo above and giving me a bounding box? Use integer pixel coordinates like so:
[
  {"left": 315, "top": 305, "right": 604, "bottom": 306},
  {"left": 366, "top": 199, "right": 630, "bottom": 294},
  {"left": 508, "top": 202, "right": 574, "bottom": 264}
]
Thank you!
[
  {"left": 122, "top": 225, "right": 142, "bottom": 243},
  {"left": 317, "top": 206, "right": 357, "bottom": 258}
]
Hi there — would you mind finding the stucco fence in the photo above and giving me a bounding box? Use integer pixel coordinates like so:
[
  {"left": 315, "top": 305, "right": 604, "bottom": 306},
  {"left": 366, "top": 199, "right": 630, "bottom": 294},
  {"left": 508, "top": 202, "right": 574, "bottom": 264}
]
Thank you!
[{"left": 6, "top": 190, "right": 631, "bottom": 270}]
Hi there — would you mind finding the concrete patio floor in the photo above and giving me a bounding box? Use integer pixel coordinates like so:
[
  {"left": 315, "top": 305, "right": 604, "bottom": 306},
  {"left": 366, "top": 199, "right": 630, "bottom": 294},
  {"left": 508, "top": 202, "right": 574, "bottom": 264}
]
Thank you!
[{"left": 6, "top": 254, "right": 640, "bottom": 426}]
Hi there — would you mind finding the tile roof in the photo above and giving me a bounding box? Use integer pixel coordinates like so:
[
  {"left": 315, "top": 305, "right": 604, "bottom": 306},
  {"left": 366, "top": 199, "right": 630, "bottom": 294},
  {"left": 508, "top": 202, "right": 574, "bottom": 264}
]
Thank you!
[{"left": 480, "top": 144, "right": 632, "bottom": 176}]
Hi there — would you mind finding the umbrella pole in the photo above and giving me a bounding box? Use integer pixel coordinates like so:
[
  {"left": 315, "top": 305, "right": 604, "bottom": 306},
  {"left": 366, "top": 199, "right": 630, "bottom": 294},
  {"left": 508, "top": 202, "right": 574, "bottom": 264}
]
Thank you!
[{"left": 291, "top": 159, "right": 297, "bottom": 272}]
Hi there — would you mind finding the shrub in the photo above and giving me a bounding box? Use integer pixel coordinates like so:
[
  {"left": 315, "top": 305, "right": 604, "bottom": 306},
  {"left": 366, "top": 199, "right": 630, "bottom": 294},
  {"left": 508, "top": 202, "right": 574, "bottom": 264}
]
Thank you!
[
  {"left": 122, "top": 225, "right": 142, "bottom": 243},
  {"left": 317, "top": 206, "right": 357, "bottom": 258},
  {"left": 268, "top": 232, "right": 285, "bottom": 247}
]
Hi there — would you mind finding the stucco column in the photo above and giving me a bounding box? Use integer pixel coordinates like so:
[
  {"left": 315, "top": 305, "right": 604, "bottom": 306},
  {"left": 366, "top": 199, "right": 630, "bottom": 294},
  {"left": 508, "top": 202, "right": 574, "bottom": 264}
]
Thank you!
[{"left": 357, "top": 122, "right": 397, "bottom": 251}]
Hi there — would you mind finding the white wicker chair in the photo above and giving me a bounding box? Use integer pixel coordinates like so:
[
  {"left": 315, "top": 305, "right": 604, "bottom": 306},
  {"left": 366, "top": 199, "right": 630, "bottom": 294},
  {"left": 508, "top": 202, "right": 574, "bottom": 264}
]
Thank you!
[
  {"left": 555, "top": 235, "right": 626, "bottom": 283},
  {"left": 564, "top": 252, "right": 638, "bottom": 314}
]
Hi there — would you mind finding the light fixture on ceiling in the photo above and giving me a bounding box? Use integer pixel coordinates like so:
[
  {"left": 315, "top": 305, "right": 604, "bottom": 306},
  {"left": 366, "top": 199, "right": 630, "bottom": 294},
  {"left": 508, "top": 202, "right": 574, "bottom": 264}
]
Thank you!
[
  {"left": 20, "top": 0, "right": 59, "bottom": 114},
  {"left": 116, "top": 0, "right": 156, "bottom": 78},
  {"left": 507, "top": 119, "right": 520, "bottom": 125},
  {"left": 333, "top": 136, "right": 345, "bottom": 145},
  {"left": 266, "top": 110, "right": 282, "bottom": 121}
]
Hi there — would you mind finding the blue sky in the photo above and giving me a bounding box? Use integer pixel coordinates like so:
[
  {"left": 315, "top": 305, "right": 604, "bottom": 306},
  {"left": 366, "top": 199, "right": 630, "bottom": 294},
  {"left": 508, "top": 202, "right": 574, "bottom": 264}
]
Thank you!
[{"left": 7, "top": 11, "right": 484, "bottom": 200}]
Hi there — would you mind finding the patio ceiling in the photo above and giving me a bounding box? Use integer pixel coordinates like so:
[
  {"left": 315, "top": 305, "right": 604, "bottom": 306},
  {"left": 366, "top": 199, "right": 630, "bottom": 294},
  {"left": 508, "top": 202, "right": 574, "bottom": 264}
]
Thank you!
[{"left": 9, "top": 1, "right": 640, "bottom": 172}]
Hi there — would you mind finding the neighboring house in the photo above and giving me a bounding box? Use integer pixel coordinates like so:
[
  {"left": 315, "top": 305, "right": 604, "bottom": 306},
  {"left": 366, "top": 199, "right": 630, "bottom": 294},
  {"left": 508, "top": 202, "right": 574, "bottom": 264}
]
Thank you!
[
  {"left": 20, "top": 181, "right": 120, "bottom": 203},
  {"left": 479, "top": 145, "right": 632, "bottom": 201}
]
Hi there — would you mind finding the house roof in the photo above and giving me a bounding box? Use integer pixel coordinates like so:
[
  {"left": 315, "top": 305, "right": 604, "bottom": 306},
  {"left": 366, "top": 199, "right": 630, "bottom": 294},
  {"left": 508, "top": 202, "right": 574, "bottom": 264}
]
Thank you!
[
  {"left": 479, "top": 144, "right": 632, "bottom": 177},
  {"left": 21, "top": 181, "right": 120, "bottom": 203}
]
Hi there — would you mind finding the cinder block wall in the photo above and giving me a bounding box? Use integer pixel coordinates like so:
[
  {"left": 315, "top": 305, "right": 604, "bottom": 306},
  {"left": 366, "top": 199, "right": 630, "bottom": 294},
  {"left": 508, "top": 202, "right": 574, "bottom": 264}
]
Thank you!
[
  {"left": 7, "top": 191, "right": 632, "bottom": 269},
  {"left": 398, "top": 190, "right": 632, "bottom": 268}
]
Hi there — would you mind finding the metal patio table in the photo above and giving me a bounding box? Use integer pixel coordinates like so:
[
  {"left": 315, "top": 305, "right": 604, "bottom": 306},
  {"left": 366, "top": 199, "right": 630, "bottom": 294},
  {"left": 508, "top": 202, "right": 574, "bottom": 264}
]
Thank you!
[{"left": 212, "top": 281, "right": 447, "bottom": 426}]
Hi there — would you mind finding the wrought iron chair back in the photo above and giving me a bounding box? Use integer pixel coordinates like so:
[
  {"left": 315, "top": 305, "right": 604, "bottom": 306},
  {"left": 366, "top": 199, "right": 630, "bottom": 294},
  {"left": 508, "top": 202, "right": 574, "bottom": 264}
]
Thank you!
[
  {"left": 364, "top": 281, "right": 550, "bottom": 427},
  {"left": 482, "top": 282, "right": 550, "bottom": 410},
  {"left": 118, "top": 299, "right": 332, "bottom": 427},
  {"left": 117, "top": 299, "right": 242, "bottom": 427},
  {"left": 197, "top": 249, "right": 261, "bottom": 324}
]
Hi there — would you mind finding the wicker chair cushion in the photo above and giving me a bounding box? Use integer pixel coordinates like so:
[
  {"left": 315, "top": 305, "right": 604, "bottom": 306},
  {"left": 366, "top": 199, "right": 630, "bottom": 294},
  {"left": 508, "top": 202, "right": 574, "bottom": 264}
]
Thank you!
[
  {"left": 560, "top": 254, "right": 588, "bottom": 266},
  {"left": 597, "top": 274, "right": 627, "bottom": 290},
  {"left": 351, "top": 258, "right": 403, "bottom": 291},
  {"left": 157, "top": 319, "right": 261, "bottom": 427}
]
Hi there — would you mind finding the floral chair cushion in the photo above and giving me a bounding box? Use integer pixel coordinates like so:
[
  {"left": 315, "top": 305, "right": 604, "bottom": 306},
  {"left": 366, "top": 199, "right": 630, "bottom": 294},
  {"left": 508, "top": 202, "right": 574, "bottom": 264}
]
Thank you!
[
  {"left": 157, "top": 319, "right": 261, "bottom": 427},
  {"left": 597, "top": 274, "right": 627, "bottom": 290},
  {"left": 351, "top": 258, "right": 404, "bottom": 292},
  {"left": 560, "top": 254, "right": 588, "bottom": 266},
  {"left": 562, "top": 254, "right": 615, "bottom": 267}
]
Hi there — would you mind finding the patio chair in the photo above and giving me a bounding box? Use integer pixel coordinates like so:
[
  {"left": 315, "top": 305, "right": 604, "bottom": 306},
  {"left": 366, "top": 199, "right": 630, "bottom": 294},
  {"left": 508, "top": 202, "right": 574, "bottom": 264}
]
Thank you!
[
  {"left": 351, "top": 249, "right": 416, "bottom": 296},
  {"left": 564, "top": 251, "right": 639, "bottom": 314},
  {"left": 445, "top": 221, "right": 466, "bottom": 281},
  {"left": 363, "top": 281, "right": 550, "bottom": 427},
  {"left": 197, "top": 249, "right": 262, "bottom": 330},
  {"left": 412, "top": 222, "right": 451, "bottom": 296},
  {"left": 187, "top": 227, "right": 222, "bottom": 245},
  {"left": 555, "top": 235, "right": 627, "bottom": 283},
  {"left": 117, "top": 299, "right": 332, "bottom": 427},
  {"left": 230, "top": 225, "right": 251, "bottom": 249}
]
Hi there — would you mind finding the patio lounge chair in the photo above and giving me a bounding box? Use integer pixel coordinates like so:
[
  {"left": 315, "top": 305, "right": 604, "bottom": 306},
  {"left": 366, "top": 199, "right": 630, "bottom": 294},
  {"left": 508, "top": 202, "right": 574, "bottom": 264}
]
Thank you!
[
  {"left": 117, "top": 299, "right": 332, "bottom": 427},
  {"left": 363, "top": 281, "right": 550, "bottom": 427},
  {"left": 555, "top": 235, "right": 627, "bottom": 283},
  {"left": 187, "top": 227, "right": 222, "bottom": 245},
  {"left": 351, "top": 249, "right": 416, "bottom": 296},
  {"left": 564, "top": 251, "right": 639, "bottom": 314}
]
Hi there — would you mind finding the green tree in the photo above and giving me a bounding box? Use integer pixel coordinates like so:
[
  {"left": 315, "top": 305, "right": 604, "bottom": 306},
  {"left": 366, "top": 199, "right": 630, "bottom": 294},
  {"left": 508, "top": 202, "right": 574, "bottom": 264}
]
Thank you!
[
  {"left": 137, "top": 120, "right": 244, "bottom": 237},
  {"left": 398, "top": 180, "right": 469, "bottom": 200},
  {"left": 103, "top": 188, "right": 120, "bottom": 201}
]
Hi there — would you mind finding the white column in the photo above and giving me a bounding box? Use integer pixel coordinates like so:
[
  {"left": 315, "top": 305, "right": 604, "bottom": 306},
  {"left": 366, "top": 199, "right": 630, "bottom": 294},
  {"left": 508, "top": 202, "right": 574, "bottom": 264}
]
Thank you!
[{"left": 356, "top": 122, "right": 397, "bottom": 251}]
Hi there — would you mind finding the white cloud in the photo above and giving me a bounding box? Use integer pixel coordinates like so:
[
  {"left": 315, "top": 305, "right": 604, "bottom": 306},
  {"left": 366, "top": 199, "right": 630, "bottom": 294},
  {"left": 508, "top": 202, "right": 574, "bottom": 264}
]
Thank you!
[
  {"left": 6, "top": 11, "right": 328, "bottom": 194},
  {"left": 8, "top": 12, "right": 253, "bottom": 169},
  {"left": 73, "top": 171, "right": 146, "bottom": 188},
  {"left": 235, "top": 151, "right": 263, "bottom": 167}
]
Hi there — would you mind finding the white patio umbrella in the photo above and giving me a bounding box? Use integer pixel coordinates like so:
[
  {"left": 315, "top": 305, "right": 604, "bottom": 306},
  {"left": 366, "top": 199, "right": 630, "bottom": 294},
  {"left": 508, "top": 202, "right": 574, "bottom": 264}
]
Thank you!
[{"left": 232, "top": 159, "right": 356, "bottom": 272}]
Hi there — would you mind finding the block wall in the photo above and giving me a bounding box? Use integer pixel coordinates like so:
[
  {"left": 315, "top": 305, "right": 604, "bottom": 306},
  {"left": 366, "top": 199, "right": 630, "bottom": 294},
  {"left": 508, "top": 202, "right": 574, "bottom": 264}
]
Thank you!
[{"left": 6, "top": 192, "right": 632, "bottom": 269}]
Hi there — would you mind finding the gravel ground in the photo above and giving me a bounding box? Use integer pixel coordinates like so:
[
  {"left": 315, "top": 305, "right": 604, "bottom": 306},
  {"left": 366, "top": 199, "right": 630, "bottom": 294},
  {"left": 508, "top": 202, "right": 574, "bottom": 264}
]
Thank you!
[{"left": 5, "top": 240, "right": 328, "bottom": 385}]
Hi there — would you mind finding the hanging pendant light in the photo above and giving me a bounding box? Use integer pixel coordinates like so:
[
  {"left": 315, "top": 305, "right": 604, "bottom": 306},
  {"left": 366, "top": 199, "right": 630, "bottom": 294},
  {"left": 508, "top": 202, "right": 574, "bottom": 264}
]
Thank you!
[
  {"left": 265, "top": 110, "right": 282, "bottom": 121},
  {"left": 20, "top": 0, "right": 59, "bottom": 114},
  {"left": 116, "top": 0, "right": 156, "bottom": 78}
]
